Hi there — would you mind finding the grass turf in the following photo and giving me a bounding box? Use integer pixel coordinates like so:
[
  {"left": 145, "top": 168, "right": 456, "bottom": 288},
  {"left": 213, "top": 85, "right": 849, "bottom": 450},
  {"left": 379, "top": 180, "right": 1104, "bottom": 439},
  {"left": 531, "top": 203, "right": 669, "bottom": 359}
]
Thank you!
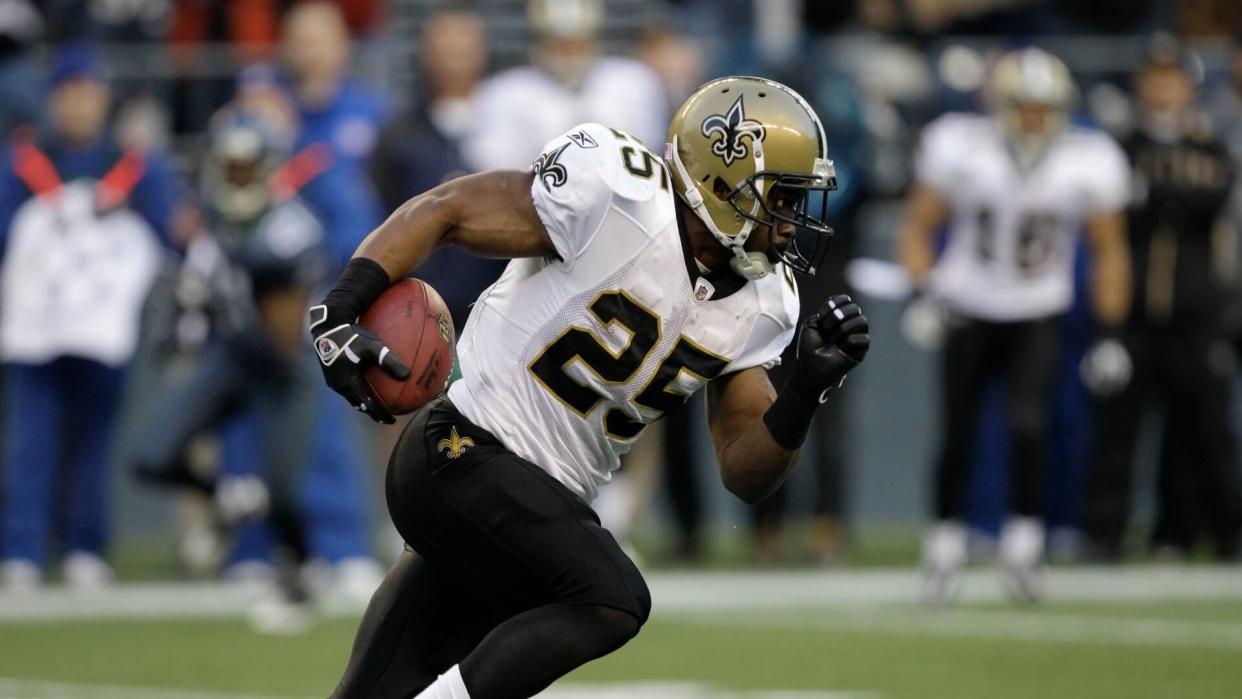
[{"left": 3, "top": 599, "right": 1241, "bottom": 699}]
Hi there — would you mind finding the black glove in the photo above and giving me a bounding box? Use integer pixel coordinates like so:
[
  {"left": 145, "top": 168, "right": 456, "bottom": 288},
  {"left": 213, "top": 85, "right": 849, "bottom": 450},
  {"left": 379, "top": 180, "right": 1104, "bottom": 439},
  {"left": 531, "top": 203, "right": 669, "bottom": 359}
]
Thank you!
[
  {"left": 792, "top": 294, "right": 871, "bottom": 400},
  {"left": 309, "top": 305, "right": 411, "bottom": 423},
  {"left": 308, "top": 259, "right": 411, "bottom": 424},
  {"left": 764, "top": 294, "right": 870, "bottom": 449}
]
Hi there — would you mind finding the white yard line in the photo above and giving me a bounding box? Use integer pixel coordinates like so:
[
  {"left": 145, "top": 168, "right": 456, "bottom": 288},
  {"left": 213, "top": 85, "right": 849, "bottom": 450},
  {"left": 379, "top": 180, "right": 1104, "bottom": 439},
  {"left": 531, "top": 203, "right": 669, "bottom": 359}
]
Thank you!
[
  {"left": 674, "top": 606, "right": 1242, "bottom": 650},
  {"left": 1, "top": 566, "right": 1239, "bottom": 623},
  {"left": 0, "top": 679, "right": 875, "bottom": 699},
  {"left": 0, "top": 678, "right": 296, "bottom": 699}
]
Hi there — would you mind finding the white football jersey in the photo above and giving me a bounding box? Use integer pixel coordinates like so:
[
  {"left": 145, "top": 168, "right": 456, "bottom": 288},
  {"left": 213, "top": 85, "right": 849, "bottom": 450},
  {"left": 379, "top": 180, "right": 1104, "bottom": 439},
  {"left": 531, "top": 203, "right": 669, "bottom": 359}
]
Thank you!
[
  {"left": 448, "top": 123, "right": 799, "bottom": 501},
  {"left": 915, "top": 113, "right": 1129, "bottom": 321}
]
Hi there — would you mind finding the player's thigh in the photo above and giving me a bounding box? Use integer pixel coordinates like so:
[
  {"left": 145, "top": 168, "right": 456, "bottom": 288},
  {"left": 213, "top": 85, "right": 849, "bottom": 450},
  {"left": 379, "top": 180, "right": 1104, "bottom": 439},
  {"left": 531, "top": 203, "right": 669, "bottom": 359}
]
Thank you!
[
  {"left": 1005, "top": 318, "right": 1061, "bottom": 434},
  {"left": 939, "top": 321, "right": 994, "bottom": 426},
  {"left": 387, "top": 400, "right": 650, "bottom": 623},
  {"left": 332, "top": 547, "right": 514, "bottom": 699}
]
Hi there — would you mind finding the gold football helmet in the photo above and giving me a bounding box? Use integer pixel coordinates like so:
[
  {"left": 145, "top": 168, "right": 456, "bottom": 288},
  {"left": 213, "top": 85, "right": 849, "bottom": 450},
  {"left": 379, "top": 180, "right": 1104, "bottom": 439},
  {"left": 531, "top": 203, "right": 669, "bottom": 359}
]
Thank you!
[
  {"left": 986, "top": 48, "right": 1075, "bottom": 170},
  {"left": 667, "top": 76, "right": 836, "bottom": 279}
]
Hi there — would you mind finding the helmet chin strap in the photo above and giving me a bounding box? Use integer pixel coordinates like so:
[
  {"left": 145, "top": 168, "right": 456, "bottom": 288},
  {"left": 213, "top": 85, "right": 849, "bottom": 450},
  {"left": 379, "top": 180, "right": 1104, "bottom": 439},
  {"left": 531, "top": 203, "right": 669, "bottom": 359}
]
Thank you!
[
  {"left": 729, "top": 249, "right": 775, "bottom": 280},
  {"left": 668, "top": 135, "right": 772, "bottom": 280}
]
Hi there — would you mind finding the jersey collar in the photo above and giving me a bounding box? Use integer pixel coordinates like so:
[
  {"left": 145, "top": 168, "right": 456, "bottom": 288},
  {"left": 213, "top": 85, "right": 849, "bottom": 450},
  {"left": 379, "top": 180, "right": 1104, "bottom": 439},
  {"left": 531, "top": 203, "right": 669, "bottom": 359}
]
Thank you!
[{"left": 674, "top": 201, "right": 746, "bottom": 301}]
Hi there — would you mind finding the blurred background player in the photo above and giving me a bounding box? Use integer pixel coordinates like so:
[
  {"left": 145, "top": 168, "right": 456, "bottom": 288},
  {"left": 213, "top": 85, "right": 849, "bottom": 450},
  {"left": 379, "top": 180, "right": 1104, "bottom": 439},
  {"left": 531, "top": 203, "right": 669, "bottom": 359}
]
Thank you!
[
  {"left": 0, "top": 44, "right": 182, "bottom": 590},
  {"left": 463, "top": 0, "right": 668, "bottom": 170},
  {"left": 897, "top": 48, "right": 1132, "bottom": 603},
  {"left": 129, "top": 109, "right": 328, "bottom": 631},
  {"left": 1082, "top": 36, "right": 1242, "bottom": 561}
]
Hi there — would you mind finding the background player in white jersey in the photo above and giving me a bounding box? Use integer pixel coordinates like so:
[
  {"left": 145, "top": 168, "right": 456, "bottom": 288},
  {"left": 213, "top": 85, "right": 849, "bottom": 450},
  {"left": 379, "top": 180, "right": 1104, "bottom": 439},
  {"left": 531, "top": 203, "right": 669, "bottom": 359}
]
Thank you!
[
  {"left": 308, "top": 76, "right": 869, "bottom": 698},
  {"left": 462, "top": 0, "right": 668, "bottom": 171},
  {"left": 897, "top": 48, "right": 1132, "bottom": 604}
]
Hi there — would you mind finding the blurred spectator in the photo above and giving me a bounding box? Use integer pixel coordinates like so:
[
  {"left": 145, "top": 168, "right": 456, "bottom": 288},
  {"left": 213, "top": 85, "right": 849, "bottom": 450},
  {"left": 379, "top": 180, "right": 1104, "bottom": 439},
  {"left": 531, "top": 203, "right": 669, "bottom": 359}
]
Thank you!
[
  {"left": 637, "top": 28, "right": 706, "bottom": 118},
  {"left": 170, "top": 1, "right": 279, "bottom": 60},
  {"left": 897, "top": 49, "right": 1131, "bottom": 603},
  {"left": 167, "top": 0, "right": 281, "bottom": 136},
  {"left": 274, "top": 1, "right": 387, "bottom": 585},
  {"left": 279, "top": 0, "right": 387, "bottom": 268},
  {"left": 463, "top": 0, "right": 668, "bottom": 170},
  {"left": 0, "top": 44, "right": 182, "bottom": 590},
  {"left": 1083, "top": 38, "right": 1242, "bottom": 561},
  {"left": 0, "top": 0, "right": 43, "bottom": 135},
  {"left": 130, "top": 108, "right": 328, "bottom": 632},
  {"left": 1203, "top": 38, "right": 1242, "bottom": 235},
  {"left": 1178, "top": 0, "right": 1242, "bottom": 37},
  {"left": 368, "top": 8, "right": 506, "bottom": 333}
]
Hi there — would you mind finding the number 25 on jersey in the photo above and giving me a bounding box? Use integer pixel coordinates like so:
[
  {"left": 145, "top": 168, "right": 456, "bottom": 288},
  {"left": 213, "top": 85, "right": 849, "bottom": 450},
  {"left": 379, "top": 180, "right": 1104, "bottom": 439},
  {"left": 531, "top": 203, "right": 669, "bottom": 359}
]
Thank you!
[{"left": 529, "top": 291, "right": 728, "bottom": 440}]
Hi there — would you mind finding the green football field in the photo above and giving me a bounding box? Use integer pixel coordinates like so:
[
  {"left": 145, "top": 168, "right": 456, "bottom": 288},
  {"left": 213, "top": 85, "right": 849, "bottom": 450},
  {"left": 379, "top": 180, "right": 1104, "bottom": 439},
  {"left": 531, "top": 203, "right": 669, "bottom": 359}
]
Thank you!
[{"left": 2, "top": 567, "right": 1241, "bottom": 699}]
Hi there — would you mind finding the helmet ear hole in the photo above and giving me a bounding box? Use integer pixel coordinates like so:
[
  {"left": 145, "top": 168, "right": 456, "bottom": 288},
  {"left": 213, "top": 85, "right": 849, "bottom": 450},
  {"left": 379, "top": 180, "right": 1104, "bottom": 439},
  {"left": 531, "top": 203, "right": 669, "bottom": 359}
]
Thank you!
[{"left": 712, "top": 176, "right": 731, "bottom": 201}]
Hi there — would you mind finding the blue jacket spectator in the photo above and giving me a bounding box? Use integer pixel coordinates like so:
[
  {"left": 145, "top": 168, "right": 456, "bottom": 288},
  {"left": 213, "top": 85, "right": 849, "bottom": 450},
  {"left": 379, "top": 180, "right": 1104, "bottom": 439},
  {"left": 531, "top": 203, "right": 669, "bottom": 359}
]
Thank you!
[
  {"left": 0, "top": 44, "right": 182, "bottom": 591},
  {"left": 279, "top": 1, "right": 389, "bottom": 271}
]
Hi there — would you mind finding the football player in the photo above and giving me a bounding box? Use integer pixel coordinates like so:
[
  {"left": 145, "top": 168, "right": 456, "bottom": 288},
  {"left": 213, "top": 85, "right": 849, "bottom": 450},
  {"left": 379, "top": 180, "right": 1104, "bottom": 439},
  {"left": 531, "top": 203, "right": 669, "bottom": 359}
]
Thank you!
[
  {"left": 310, "top": 77, "right": 869, "bottom": 698},
  {"left": 897, "top": 48, "right": 1132, "bottom": 604},
  {"left": 132, "top": 110, "right": 326, "bottom": 630}
]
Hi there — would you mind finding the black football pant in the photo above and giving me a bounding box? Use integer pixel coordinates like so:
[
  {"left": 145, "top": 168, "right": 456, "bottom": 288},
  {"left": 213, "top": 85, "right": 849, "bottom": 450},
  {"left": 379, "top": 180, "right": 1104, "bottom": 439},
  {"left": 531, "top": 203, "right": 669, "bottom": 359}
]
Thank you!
[
  {"left": 662, "top": 395, "right": 703, "bottom": 558},
  {"left": 933, "top": 317, "right": 1061, "bottom": 521},
  {"left": 1084, "top": 326, "right": 1242, "bottom": 559},
  {"left": 331, "top": 398, "right": 650, "bottom": 699}
]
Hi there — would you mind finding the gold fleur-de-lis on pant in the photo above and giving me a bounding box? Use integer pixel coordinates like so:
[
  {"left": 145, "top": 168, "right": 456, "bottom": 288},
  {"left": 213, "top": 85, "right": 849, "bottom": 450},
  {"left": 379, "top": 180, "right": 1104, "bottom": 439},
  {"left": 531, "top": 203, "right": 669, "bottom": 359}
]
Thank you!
[{"left": 437, "top": 427, "right": 475, "bottom": 459}]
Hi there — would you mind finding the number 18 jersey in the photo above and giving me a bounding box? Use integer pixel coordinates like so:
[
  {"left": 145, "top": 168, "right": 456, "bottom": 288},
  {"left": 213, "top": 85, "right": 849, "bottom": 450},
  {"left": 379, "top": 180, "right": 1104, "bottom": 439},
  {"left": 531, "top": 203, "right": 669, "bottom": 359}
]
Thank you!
[
  {"left": 447, "top": 123, "right": 799, "bottom": 502},
  {"left": 916, "top": 113, "right": 1129, "bottom": 321}
]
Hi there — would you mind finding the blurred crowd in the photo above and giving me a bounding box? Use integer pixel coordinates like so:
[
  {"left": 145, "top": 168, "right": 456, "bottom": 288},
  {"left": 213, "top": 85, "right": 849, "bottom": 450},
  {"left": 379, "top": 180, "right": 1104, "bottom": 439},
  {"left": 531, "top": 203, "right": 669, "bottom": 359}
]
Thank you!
[{"left": 0, "top": 0, "right": 1241, "bottom": 614}]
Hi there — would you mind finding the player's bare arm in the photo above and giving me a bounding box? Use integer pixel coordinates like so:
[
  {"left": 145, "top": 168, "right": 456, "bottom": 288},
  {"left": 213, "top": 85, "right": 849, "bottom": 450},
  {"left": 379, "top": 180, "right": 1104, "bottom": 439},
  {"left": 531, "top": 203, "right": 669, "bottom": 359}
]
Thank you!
[
  {"left": 357, "top": 170, "right": 554, "bottom": 280},
  {"left": 1078, "top": 209, "right": 1135, "bottom": 396},
  {"left": 896, "top": 184, "right": 951, "bottom": 285},
  {"left": 308, "top": 170, "right": 555, "bottom": 422},
  {"left": 1085, "top": 210, "right": 1131, "bottom": 325},
  {"left": 709, "top": 295, "right": 870, "bottom": 504},
  {"left": 707, "top": 367, "right": 792, "bottom": 503}
]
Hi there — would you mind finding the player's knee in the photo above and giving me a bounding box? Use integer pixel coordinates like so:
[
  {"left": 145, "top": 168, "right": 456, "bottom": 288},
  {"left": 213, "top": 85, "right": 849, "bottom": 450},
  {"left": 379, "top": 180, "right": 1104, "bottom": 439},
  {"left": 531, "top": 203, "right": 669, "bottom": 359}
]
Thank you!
[
  {"left": 589, "top": 604, "right": 644, "bottom": 652},
  {"left": 610, "top": 568, "right": 651, "bottom": 626},
  {"left": 627, "top": 577, "right": 653, "bottom": 626}
]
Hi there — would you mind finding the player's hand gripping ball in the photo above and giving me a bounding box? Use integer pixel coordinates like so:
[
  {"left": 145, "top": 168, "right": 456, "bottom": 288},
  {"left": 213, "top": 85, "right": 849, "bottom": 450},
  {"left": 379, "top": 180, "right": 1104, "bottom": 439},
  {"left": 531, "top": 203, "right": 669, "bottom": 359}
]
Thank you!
[
  {"left": 310, "top": 279, "right": 454, "bottom": 423},
  {"left": 359, "top": 279, "right": 456, "bottom": 416}
]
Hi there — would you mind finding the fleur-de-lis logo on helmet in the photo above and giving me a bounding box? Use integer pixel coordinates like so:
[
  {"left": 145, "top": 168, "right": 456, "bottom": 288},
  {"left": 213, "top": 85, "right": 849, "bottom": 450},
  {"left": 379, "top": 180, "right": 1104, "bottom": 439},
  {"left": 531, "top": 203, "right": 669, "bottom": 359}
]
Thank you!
[{"left": 700, "top": 96, "right": 767, "bottom": 167}]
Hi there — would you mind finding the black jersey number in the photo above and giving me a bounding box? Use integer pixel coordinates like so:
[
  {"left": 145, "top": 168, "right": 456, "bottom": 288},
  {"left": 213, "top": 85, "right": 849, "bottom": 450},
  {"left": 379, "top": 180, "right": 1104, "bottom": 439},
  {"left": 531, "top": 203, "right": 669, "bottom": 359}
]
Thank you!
[
  {"left": 529, "top": 291, "right": 661, "bottom": 416},
  {"left": 611, "top": 127, "right": 670, "bottom": 190},
  {"left": 529, "top": 291, "right": 729, "bottom": 438},
  {"left": 604, "top": 336, "right": 729, "bottom": 439},
  {"left": 975, "top": 208, "right": 1058, "bottom": 273}
]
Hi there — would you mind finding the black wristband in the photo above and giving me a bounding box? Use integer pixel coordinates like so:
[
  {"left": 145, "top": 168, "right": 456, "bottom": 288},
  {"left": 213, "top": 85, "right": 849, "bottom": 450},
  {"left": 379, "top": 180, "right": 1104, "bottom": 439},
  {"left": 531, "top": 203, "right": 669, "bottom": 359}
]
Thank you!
[
  {"left": 762, "top": 378, "right": 825, "bottom": 451},
  {"left": 322, "top": 258, "right": 391, "bottom": 323}
]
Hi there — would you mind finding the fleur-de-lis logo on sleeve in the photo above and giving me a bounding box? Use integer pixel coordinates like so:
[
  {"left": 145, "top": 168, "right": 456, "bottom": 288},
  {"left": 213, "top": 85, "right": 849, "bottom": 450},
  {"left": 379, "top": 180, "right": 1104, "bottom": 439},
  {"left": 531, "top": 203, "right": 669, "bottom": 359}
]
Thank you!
[
  {"left": 437, "top": 426, "right": 475, "bottom": 459},
  {"left": 531, "top": 142, "right": 571, "bottom": 191},
  {"left": 700, "top": 96, "right": 766, "bottom": 167}
]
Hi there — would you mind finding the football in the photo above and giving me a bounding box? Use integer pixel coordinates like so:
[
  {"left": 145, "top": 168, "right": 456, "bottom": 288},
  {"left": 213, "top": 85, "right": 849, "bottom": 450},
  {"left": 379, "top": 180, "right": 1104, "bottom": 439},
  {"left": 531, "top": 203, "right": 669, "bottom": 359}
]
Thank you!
[{"left": 359, "top": 278, "right": 455, "bottom": 415}]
